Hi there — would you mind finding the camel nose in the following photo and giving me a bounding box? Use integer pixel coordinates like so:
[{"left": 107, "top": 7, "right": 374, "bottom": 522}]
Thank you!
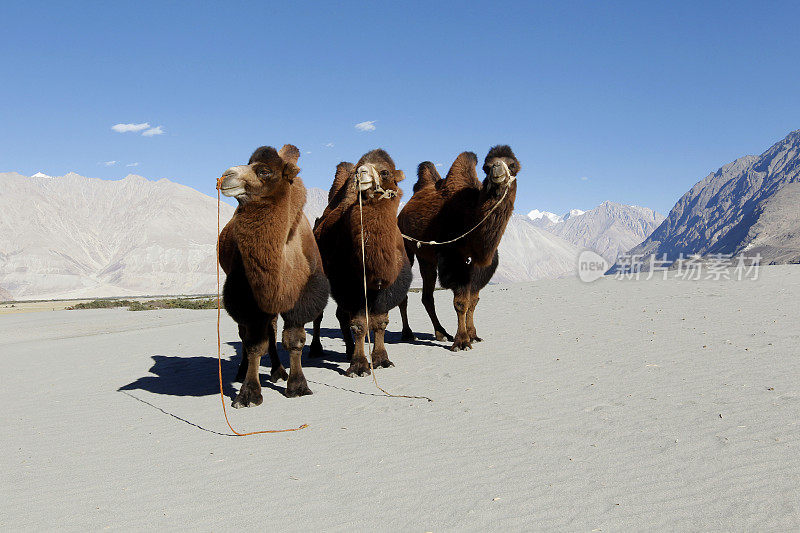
[
  {"left": 490, "top": 160, "right": 511, "bottom": 183},
  {"left": 218, "top": 166, "right": 247, "bottom": 198},
  {"left": 356, "top": 165, "right": 377, "bottom": 191}
]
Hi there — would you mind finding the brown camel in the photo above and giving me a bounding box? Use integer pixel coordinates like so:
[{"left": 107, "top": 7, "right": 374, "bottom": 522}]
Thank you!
[
  {"left": 217, "top": 144, "right": 329, "bottom": 407},
  {"left": 310, "top": 149, "right": 412, "bottom": 376},
  {"left": 397, "top": 145, "right": 520, "bottom": 351}
]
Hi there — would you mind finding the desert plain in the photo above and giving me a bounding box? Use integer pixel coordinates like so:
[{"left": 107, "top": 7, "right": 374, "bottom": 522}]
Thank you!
[{"left": 2, "top": 266, "right": 799, "bottom": 530}]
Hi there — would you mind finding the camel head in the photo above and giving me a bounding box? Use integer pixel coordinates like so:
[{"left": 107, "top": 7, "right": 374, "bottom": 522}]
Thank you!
[
  {"left": 217, "top": 144, "right": 301, "bottom": 203},
  {"left": 352, "top": 149, "right": 404, "bottom": 201},
  {"left": 482, "top": 145, "right": 520, "bottom": 191}
]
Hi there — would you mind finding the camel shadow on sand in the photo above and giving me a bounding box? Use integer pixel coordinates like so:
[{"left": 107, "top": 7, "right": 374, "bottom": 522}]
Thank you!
[
  {"left": 118, "top": 339, "right": 349, "bottom": 401},
  {"left": 314, "top": 325, "right": 443, "bottom": 349},
  {"left": 118, "top": 326, "right": 442, "bottom": 403}
]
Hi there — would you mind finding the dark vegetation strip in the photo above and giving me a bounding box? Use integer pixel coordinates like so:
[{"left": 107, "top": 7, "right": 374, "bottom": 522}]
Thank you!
[{"left": 68, "top": 297, "right": 218, "bottom": 311}]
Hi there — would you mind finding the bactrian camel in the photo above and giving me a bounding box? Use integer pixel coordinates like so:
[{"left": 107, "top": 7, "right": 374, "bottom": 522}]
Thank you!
[
  {"left": 217, "top": 144, "right": 329, "bottom": 407},
  {"left": 397, "top": 145, "right": 520, "bottom": 351}
]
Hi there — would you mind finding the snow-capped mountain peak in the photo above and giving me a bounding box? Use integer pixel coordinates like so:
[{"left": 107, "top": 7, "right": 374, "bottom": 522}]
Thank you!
[
  {"left": 527, "top": 209, "right": 562, "bottom": 224},
  {"left": 563, "top": 209, "right": 585, "bottom": 220}
]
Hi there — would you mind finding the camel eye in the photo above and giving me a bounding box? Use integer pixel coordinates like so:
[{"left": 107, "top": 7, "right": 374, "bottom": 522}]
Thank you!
[
  {"left": 257, "top": 168, "right": 272, "bottom": 179},
  {"left": 380, "top": 170, "right": 390, "bottom": 179}
]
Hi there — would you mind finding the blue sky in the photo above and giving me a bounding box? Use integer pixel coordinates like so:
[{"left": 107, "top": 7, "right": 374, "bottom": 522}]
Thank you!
[{"left": 2, "top": 1, "right": 799, "bottom": 215}]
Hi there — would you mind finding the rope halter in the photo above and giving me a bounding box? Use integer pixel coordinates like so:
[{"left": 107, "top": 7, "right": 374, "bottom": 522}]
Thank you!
[
  {"left": 401, "top": 161, "right": 516, "bottom": 249},
  {"left": 355, "top": 164, "right": 397, "bottom": 200},
  {"left": 489, "top": 159, "right": 516, "bottom": 186}
]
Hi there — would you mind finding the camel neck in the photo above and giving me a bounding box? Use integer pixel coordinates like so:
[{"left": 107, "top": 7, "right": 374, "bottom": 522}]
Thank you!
[
  {"left": 470, "top": 183, "right": 516, "bottom": 263},
  {"left": 231, "top": 183, "right": 308, "bottom": 313}
]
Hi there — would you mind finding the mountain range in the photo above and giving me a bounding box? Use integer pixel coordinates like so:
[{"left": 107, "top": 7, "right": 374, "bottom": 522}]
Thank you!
[
  {"left": 611, "top": 129, "right": 800, "bottom": 271},
  {"left": 527, "top": 203, "right": 664, "bottom": 262},
  {"left": 4, "top": 172, "right": 632, "bottom": 300}
]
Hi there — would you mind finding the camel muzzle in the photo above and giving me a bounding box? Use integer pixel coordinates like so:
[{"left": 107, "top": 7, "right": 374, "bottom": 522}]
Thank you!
[
  {"left": 218, "top": 166, "right": 248, "bottom": 199},
  {"left": 490, "top": 160, "right": 513, "bottom": 184},
  {"left": 355, "top": 164, "right": 379, "bottom": 192},
  {"left": 354, "top": 164, "right": 398, "bottom": 200}
]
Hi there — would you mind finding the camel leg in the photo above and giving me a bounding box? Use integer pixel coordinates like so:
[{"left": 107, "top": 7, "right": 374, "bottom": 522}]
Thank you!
[
  {"left": 336, "top": 306, "right": 355, "bottom": 361},
  {"left": 466, "top": 292, "right": 482, "bottom": 342},
  {"left": 232, "top": 320, "right": 269, "bottom": 408},
  {"left": 266, "top": 314, "right": 287, "bottom": 382},
  {"left": 235, "top": 324, "right": 249, "bottom": 382},
  {"left": 450, "top": 287, "right": 473, "bottom": 351},
  {"left": 309, "top": 312, "right": 324, "bottom": 358},
  {"left": 283, "top": 324, "right": 312, "bottom": 397},
  {"left": 345, "top": 314, "right": 371, "bottom": 377},
  {"left": 399, "top": 296, "right": 416, "bottom": 342},
  {"left": 370, "top": 312, "right": 394, "bottom": 368},
  {"left": 419, "top": 259, "right": 452, "bottom": 342}
]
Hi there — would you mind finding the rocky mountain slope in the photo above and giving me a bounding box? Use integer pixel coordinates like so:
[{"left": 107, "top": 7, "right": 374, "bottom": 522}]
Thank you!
[
  {"left": 548, "top": 202, "right": 665, "bottom": 262},
  {"left": 0, "top": 172, "right": 580, "bottom": 300},
  {"left": 491, "top": 215, "right": 581, "bottom": 283},
  {"left": 611, "top": 130, "right": 800, "bottom": 271},
  {"left": 0, "top": 172, "right": 237, "bottom": 300},
  {"left": 526, "top": 202, "right": 664, "bottom": 262}
]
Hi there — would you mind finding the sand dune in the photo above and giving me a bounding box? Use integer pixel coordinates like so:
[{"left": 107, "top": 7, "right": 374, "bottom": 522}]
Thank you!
[{"left": 2, "top": 266, "right": 799, "bottom": 530}]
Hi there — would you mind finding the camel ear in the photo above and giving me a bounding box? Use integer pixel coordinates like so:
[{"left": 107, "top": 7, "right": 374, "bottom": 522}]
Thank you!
[
  {"left": 393, "top": 169, "right": 405, "bottom": 182},
  {"left": 278, "top": 144, "right": 300, "bottom": 165},
  {"left": 283, "top": 161, "right": 300, "bottom": 182}
]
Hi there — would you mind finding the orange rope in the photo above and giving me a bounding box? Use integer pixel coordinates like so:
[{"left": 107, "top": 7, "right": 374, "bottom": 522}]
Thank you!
[
  {"left": 216, "top": 185, "right": 308, "bottom": 435},
  {"left": 357, "top": 188, "right": 432, "bottom": 402}
]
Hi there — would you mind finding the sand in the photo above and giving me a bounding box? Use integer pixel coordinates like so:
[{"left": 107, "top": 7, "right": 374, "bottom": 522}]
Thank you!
[
  {"left": 2, "top": 266, "right": 799, "bottom": 530},
  {"left": 0, "top": 300, "right": 95, "bottom": 315}
]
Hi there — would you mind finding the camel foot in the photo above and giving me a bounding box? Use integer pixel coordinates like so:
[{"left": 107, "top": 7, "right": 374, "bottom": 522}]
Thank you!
[
  {"left": 270, "top": 365, "right": 289, "bottom": 383},
  {"left": 285, "top": 375, "right": 313, "bottom": 397},
  {"left": 232, "top": 381, "right": 263, "bottom": 408},
  {"left": 450, "top": 333, "right": 473, "bottom": 352},
  {"left": 371, "top": 348, "right": 394, "bottom": 369},
  {"left": 435, "top": 330, "right": 454, "bottom": 342},
  {"left": 345, "top": 357, "right": 371, "bottom": 377},
  {"left": 400, "top": 328, "right": 416, "bottom": 342},
  {"left": 467, "top": 328, "right": 482, "bottom": 342},
  {"left": 309, "top": 339, "right": 324, "bottom": 358}
]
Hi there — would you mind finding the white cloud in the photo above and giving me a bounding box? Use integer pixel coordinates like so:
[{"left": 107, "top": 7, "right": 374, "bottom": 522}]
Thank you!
[
  {"left": 435, "top": 163, "right": 443, "bottom": 167},
  {"left": 100, "top": 160, "right": 117, "bottom": 166},
  {"left": 580, "top": 176, "right": 589, "bottom": 181},
  {"left": 355, "top": 120, "right": 376, "bottom": 132},
  {"left": 112, "top": 122, "right": 150, "bottom": 133},
  {"left": 324, "top": 142, "right": 334, "bottom": 148},
  {"left": 126, "top": 162, "right": 140, "bottom": 167},
  {"left": 305, "top": 151, "right": 312, "bottom": 154},
  {"left": 142, "top": 126, "right": 164, "bottom": 137}
]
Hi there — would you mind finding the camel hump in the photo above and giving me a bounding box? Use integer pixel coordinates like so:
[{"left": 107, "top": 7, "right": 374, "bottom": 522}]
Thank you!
[
  {"left": 278, "top": 144, "right": 301, "bottom": 164},
  {"left": 329, "top": 161, "right": 355, "bottom": 203},
  {"left": 443, "top": 151, "right": 480, "bottom": 190},
  {"left": 414, "top": 161, "right": 441, "bottom": 192}
]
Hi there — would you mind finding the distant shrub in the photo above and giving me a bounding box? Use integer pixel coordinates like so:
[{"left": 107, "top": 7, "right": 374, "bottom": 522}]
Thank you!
[
  {"left": 127, "top": 298, "right": 218, "bottom": 311},
  {"left": 68, "top": 299, "right": 137, "bottom": 310},
  {"left": 68, "top": 297, "right": 218, "bottom": 311}
]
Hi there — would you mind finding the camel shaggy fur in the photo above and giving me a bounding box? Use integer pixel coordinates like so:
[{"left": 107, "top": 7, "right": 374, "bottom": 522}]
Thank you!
[
  {"left": 397, "top": 145, "right": 520, "bottom": 351},
  {"left": 311, "top": 149, "right": 412, "bottom": 376},
  {"left": 217, "top": 144, "right": 329, "bottom": 407}
]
